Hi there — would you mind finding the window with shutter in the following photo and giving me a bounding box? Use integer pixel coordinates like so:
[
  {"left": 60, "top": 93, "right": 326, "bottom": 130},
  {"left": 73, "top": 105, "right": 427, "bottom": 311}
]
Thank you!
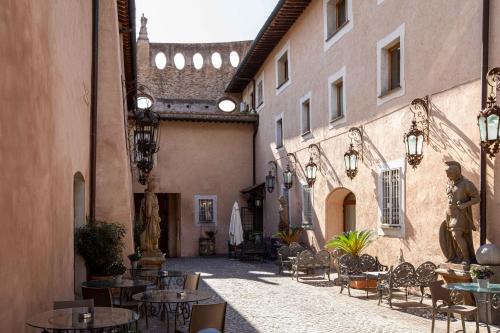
[{"left": 302, "top": 184, "right": 313, "bottom": 226}]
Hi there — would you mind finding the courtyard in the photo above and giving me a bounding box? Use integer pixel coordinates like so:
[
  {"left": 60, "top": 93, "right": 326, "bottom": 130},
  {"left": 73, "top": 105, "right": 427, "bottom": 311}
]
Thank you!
[{"left": 139, "top": 257, "right": 500, "bottom": 333}]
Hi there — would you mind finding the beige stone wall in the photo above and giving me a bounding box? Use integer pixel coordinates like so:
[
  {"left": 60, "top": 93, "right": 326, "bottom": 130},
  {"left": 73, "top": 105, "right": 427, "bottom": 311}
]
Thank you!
[
  {"left": 244, "top": 0, "right": 499, "bottom": 266},
  {"left": 133, "top": 121, "right": 254, "bottom": 257}
]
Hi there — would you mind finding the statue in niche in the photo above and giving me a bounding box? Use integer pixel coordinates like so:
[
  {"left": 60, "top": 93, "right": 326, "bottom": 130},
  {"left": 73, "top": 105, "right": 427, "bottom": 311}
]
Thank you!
[
  {"left": 439, "top": 161, "right": 480, "bottom": 265},
  {"left": 139, "top": 179, "right": 161, "bottom": 254},
  {"left": 278, "top": 195, "right": 289, "bottom": 231}
]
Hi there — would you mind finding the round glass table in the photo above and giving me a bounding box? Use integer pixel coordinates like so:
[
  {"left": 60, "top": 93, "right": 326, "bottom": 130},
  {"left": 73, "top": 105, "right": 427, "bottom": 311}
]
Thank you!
[
  {"left": 82, "top": 278, "right": 153, "bottom": 289},
  {"left": 26, "top": 306, "right": 139, "bottom": 332},
  {"left": 137, "top": 270, "right": 194, "bottom": 289}
]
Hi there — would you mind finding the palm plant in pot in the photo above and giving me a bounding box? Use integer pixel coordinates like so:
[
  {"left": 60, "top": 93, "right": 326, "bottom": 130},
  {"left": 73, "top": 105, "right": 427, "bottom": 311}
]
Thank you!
[
  {"left": 470, "top": 266, "right": 494, "bottom": 288},
  {"left": 75, "top": 220, "right": 127, "bottom": 279},
  {"left": 275, "top": 227, "right": 303, "bottom": 245}
]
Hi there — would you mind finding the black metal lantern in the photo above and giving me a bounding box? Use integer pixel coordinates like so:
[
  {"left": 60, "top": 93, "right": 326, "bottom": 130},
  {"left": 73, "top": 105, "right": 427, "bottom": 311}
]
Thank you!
[
  {"left": 283, "top": 164, "right": 294, "bottom": 189},
  {"left": 478, "top": 68, "right": 500, "bottom": 158},
  {"left": 404, "top": 97, "right": 429, "bottom": 169},
  {"left": 344, "top": 143, "right": 359, "bottom": 180},
  {"left": 305, "top": 158, "right": 318, "bottom": 186},
  {"left": 266, "top": 161, "right": 277, "bottom": 193}
]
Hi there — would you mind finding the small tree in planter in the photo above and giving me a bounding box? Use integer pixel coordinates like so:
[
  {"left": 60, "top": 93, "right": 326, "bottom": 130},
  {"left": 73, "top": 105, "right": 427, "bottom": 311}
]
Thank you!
[
  {"left": 325, "top": 230, "right": 374, "bottom": 257},
  {"left": 75, "top": 220, "right": 126, "bottom": 279}
]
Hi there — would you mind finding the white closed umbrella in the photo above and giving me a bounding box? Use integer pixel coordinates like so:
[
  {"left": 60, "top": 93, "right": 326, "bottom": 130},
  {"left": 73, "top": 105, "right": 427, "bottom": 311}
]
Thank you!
[{"left": 229, "top": 201, "right": 244, "bottom": 246}]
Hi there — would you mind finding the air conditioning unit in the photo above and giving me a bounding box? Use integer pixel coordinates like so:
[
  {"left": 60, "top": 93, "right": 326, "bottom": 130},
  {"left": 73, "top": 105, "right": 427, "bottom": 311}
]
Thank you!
[{"left": 240, "top": 102, "right": 249, "bottom": 113}]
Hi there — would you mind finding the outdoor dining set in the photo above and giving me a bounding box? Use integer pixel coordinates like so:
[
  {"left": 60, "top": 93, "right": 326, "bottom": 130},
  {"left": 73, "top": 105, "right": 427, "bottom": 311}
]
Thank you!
[{"left": 26, "top": 267, "right": 227, "bottom": 333}]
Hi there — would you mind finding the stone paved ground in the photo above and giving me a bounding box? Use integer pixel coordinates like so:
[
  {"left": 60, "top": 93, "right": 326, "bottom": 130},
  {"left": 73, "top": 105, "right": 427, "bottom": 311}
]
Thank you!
[{"left": 138, "top": 257, "right": 500, "bottom": 333}]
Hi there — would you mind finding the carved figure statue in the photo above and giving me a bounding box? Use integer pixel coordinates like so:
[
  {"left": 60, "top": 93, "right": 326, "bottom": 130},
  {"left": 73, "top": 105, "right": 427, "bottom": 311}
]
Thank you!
[
  {"left": 278, "top": 195, "right": 289, "bottom": 231},
  {"left": 139, "top": 180, "right": 161, "bottom": 253},
  {"left": 439, "top": 161, "right": 480, "bottom": 265}
]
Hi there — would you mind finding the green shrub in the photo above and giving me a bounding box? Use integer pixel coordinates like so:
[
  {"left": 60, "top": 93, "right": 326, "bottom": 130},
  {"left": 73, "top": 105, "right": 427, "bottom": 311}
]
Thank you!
[{"left": 325, "top": 230, "right": 374, "bottom": 257}]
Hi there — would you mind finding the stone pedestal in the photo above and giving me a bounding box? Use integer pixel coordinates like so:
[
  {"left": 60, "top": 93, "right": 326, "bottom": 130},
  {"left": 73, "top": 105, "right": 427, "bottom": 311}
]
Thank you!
[
  {"left": 471, "top": 264, "right": 500, "bottom": 325},
  {"left": 138, "top": 250, "right": 166, "bottom": 269},
  {"left": 436, "top": 263, "right": 475, "bottom": 320}
]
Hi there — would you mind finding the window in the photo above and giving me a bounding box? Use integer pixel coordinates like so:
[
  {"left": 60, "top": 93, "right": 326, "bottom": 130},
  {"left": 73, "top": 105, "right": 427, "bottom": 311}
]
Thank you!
[
  {"left": 301, "top": 184, "right": 313, "bottom": 227},
  {"left": 275, "top": 42, "right": 291, "bottom": 95},
  {"left": 276, "top": 114, "right": 284, "bottom": 148},
  {"left": 328, "top": 66, "right": 346, "bottom": 125},
  {"left": 195, "top": 195, "right": 217, "bottom": 225},
  {"left": 300, "top": 92, "right": 312, "bottom": 136},
  {"left": 256, "top": 80, "right": 263, "bottom": 107},
  {"left": 323, "top": 0, "right": 353, "bottom": 51},
  {"left": 377, "top": 24, "right": 405, "bottom": 105},
  {"left": 249, "top": 91, "right": 255, "bottom": 111},
  {"left": 381, "top": 169, "right": 400, "bottom": 225}
]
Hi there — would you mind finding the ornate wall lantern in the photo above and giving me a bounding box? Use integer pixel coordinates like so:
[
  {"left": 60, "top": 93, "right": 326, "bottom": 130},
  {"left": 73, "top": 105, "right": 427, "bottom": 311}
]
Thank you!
[
  {"left": 283, "top": 153, "right": 297, "bottom": 189},
  {"left": 344, "top": 127, "right": 363, "bottom": 180},
  {"left": 478, "top": 67, "right": 500, "bottom": 158},
  {"left": 305, "top": 144, "right": 320, "bottom": 186},
  {"left": 266, "top": 161, "right": 278, "bottom": 193},
  {"left": 404, "top": 96, "right": 430, "bottom": 169}
]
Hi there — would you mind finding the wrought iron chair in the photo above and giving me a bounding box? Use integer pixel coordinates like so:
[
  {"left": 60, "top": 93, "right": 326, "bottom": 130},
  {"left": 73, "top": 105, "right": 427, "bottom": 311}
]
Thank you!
[
  {"left": 277, "top": 245, "right": 293, "bottom": 274},
  {"left": 338, "top": 253, "right": 384, "bottom": 296},
  {"left": 291, "top": 250, "right": 315, "bottom": 281},
  {"left": 175, "top": 302, "right": 227, "bottom": 333},
  {"left": 314, "top": 250, "right": 331, "bottom": 281},
  {"left": 377, "top": 262, "right": 417, "bottom": 307},
  {"left": 416, "top": 261, "right": 438, "bottom": 303},
  {"left": 289, "top": 242, "right": 305, "bottom": 256}
]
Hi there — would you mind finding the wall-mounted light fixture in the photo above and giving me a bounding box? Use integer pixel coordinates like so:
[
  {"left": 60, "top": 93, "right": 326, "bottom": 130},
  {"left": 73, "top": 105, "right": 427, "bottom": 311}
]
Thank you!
[
  {"left": 478, "top": 67, "right": 500, "bottom": 158},
  {"left": 404, "top": 96, "right": 430, "bottom": 169},
  {"left": 266, "top": 161, "right": 278, "bottom": 193},
  {"left": 344, "top": 127, "right": 363, "bottom": 180},
  {"left": 305, "top": 144, "right": 320, "bottom": 187},
  {"left": 283, "top": 153, "right": 297, "bottom": 189}
]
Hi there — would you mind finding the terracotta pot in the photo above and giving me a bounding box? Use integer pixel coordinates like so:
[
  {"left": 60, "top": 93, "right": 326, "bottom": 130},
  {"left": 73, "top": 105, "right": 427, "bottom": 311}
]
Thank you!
[{"left": 350, "top": 279, "right": 377, "bottom": 289}]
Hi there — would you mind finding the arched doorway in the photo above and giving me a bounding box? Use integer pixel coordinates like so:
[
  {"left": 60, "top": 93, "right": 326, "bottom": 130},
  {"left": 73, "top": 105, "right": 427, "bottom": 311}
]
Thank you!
[
  {"left": 73, "top": 172, "right": 86, "bottom": 296},
  {"left": 325, "top": 188, "right": 356, "bottom": 241}
]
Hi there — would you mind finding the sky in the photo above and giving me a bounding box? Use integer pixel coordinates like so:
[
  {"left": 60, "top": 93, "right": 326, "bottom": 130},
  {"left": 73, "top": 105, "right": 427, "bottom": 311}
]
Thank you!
[{"left": 135, "top": 0, "right": 280, "bottom": 43}]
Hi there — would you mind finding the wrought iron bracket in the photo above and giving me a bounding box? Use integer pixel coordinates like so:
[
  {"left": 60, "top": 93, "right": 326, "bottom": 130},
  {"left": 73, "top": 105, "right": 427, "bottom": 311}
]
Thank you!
[
  {"left": 348, "top": 127, "right": 364, "bottom": 162},
  {"left": 308, "top": 144, "right": 321, "bottom": 163},
  {"left": 409, "top": 96, "right": 430, "bottom": 143},
  {"left": 286, "top": 153, "right": 297, "bottom": 172}
]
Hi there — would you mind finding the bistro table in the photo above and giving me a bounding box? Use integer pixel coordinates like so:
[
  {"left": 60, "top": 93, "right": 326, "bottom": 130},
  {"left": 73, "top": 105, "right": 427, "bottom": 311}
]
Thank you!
[
  {"left": 132, "top": 289, "right": 213, "bottom": 331},
  {"left": 26, "top": 306, "right": 139, "bottom": 332},
  {"left": 138, "top": 270, "right": 193, "bottom": 289},
  {"left": 82, "top": 279, "right": 153, "bottom": 305},
  {"left": 363, "top": 271, "right": 389, "bottom": 299},
  {"left": 446, "top": 282, "right": 500, "bottom": 333}
]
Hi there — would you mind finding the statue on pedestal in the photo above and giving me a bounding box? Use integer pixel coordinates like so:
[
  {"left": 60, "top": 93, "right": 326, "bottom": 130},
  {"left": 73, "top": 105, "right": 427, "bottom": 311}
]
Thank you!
[
  {"left": 439, "top": 161, "right": 480, "bottom": 265},
  {"left": 139, "top": 180, "right": 162, "bottom": 255},
  {"left": 278, "top": 195, "right": 289, "bottom": 231}
]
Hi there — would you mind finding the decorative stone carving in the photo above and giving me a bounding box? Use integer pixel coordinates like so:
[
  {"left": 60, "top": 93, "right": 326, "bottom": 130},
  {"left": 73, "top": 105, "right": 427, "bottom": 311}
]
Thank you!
[
  {"left": 439, "top": 161, "right": 480, "bottom": 265},
  {"left": 476, "top": 244, "right": 500, "bottom": 265},
  {"left": 139, "top": 179, "right": 161, "bottom": 254}
]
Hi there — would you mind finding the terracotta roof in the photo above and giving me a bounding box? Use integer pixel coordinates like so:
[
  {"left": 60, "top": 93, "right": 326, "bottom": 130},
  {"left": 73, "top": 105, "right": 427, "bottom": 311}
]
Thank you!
[
  {"left": 225, "top": 0, "right": 311, "bottom": 93},
  {"left": 117, "top": 0, "right": 136, "bottom": 108},
  {"left": 156, "top": 111, "right": 258, "bottom": 124}
]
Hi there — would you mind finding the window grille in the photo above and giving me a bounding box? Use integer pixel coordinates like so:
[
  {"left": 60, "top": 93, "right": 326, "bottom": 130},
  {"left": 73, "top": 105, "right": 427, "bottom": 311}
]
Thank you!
[
  {"left": 302, "top": 185, "right": 313, "bottom": 226},
  {"left": 381, "top": 168, "right": 400, "bottom": 225},
  {"left": 198, "top": 199, "right": 214, "bottom": 224}
]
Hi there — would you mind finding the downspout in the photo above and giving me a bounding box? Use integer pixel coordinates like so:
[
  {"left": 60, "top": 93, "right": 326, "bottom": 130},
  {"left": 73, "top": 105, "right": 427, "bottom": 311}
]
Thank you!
[
  {"left": 252, "top": 79, "right": 257, "bottom": 185},
  {"left": 89, "top": 0, "right": 99, "bottom": 221},
  {"left": 480, "top": 0, "right": 490, "bottom": 245}
]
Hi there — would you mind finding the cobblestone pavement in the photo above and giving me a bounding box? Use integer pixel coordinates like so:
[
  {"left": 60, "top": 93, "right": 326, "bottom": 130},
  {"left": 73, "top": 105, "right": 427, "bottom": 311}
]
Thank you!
[{"left": 139, "top": 257, "right": 500, "bottom": 333}]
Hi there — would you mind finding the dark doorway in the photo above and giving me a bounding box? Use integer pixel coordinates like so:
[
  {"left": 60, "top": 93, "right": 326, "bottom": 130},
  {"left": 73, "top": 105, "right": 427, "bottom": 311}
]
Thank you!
[
  {"left": 343, "top": 192, "right": 356, "bottom": 232},
  {"left": 134, "top": 193, "right": 180, "bottom": 257}
]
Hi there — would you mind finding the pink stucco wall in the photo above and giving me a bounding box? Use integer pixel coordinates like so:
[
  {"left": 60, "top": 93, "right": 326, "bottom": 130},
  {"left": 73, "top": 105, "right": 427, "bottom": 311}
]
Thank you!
[{"left": 244, "top": 0, "right": 499, "bottom": 267}]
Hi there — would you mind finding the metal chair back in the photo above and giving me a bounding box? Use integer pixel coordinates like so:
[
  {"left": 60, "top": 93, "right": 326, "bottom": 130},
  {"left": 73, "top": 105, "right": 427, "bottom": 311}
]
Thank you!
[
  {"left": 314, "top": 250, "right": 331, "bottom": 268},
  {"left": 184, "top": 273, "right": 201, "bottom": 291},
  {"left": 82, "top": 286, "right": 113, "bottom": 307},
  {"left": 189, "top": 302, "right": 227, "bottom": 333},
  {"left": 416, "top": 261, "right": 437, "bottom": 287}
]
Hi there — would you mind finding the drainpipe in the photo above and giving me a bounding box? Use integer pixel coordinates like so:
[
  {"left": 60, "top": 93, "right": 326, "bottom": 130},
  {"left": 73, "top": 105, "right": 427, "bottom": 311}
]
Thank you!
[
  {"left": 89, "top": 0, "right": 99, "bottom": 221},
  {"left": 480, "top": 0, "right": 490, "bottom": 245}
]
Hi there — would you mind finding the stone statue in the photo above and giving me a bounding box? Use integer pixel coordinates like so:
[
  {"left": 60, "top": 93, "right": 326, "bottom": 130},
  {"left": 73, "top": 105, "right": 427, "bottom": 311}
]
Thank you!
[
  {"left": 439, "top": 161, "right": 480, "bottom": 265},
  {"left": 139, "top": 179, "right": 161, "bottom": 254},
  {"left": 138, "top": 14, "right": 149, "bottom": 41},
  {"left": 278, "top": 195, "right": 289, "bottom": 231}
]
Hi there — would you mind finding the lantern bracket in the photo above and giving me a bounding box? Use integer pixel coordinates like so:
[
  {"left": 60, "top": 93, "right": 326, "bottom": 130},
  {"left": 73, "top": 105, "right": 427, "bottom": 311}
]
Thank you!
[
  {"left": 486, "top": 67, "right": 500, "bottom": 103},
  {"left": 308, "top": 144, "right": 321, "bottom": 163},
  {"left": 286, "top": 153, "right": 297, "bottom": 172},
  {"left": 409, "top": 96, "right": 430, "bottom": 143},
  {"left": 348, "top": 127, "right": 364, "bottom": 162}
]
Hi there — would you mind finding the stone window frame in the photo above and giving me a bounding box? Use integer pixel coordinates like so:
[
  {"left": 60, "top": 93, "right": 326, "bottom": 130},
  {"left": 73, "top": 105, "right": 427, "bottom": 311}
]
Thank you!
[
  {"left": 275, "top": 41, "right": 292, "bottom": 96},
  {"left": 377, "top": 158, "right": 406, "bottom": 238},
  {"left": 299, "top": 91, "right": 313, "bottom": 142},
  {"left": 377, "top": 23, "right": 405, "bottom": 106},
  {"left": 194, "top": 195, "right": 217, "bottom": 226},
  {"left": 275, "top": 112, "right": 284, "bottom": 150},
  {"left": 328, "top": 66, "right": 347, "bottom": 129},
  {"left": 256, "top": 71, "right": 265, "bottom": 112},
  {"left": 323, "top": 0, "right": 354, "bottom": 52}
]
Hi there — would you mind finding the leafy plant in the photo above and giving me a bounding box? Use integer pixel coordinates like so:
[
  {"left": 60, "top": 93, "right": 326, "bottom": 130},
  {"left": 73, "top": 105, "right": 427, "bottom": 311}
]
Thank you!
[
  {"left": 75, "top": 220, "right": 126, "bottom": 276},
  {"left": 471, "top": 266, "right": 494, "bottom": 280},
  {"left": 128, "top": 247, "right": 142, "bottom": 262},
  {"left": 325, "top": 230, "right": 374, "bottom": 257},
  {"left": 108, "top": 261, "right": 127, "bottom": 276},
  {"left": 275, "top": 227, "right": 303, "bottom": 245},
  {"left": 205, "top": 230, "right": 217, "bottom": 239}
]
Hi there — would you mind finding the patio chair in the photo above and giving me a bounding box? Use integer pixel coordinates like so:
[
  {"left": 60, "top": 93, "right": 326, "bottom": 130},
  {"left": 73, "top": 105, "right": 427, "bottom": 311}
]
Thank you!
[
  {"left": 277, "top": 245, "right": 293, "bottom": 274},
  {"left": 416, "top": 261, "right": 438, "bottom": 303},
  {"left": 175, "top": 302, "right": 227, "bottom": 333},
  {"left": 82, "top": 286, "right": 113, "bottom": 307},
  {"left": 314, "top": 250, "right": 331, "bottom": 281},
  {"left": 377, "top": 262, "right": 417, "bottom": 308},
  {"left": 53, "top": 299, "right": 94, "bottom": 310},
  {"left": 429, "top": 280, "right": 481, "bottom": 333},
  {"left": 184, "top": 273, "right": 201, "bottom": 291},
  {"left": 291, "top": 250, "right": 315, "bottom": 281},
  {"left": 338, "top": 254, "right": 365, "bottom": 296},
  {"left": 289, "top": 242, "right": 305, "bottom": 256}
]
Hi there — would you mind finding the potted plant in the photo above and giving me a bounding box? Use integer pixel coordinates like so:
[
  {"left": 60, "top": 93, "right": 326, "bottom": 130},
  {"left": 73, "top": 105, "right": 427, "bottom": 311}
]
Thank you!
[
  {"left": 109, "top": 261, "right": 127, "bottom": 283},
  {"left": 325, "top": 230, "right": 374, "bottom": 289},
  {"left": 274, "top": 227, "right": 303, "bottom": 245},
  {"left": 128, "top": 247, "right": 142, "bottom": 269},
  {"left": 75, "top": 220, "right": 126, "bottom": 279},
  {"left": 470, "top": 266, "right": 494, "bottom": 288}
]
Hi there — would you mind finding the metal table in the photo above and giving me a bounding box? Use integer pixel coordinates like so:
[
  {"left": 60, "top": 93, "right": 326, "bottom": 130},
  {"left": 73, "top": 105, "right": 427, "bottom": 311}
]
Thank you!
[
  {"left": 82, "top": 279, "right": 153, "bottom": 305},
  {"left": 137, "top": 270, "right": 193, "bottom": 289},
  {"left": 446, "top": 282, "right": 500, "bottom": 332},
  {"left": 133, "top": 289, "right": 213, "bottom": 331},
  {"left": 26, "top": 306, "right": 139, "bottom": 332}
]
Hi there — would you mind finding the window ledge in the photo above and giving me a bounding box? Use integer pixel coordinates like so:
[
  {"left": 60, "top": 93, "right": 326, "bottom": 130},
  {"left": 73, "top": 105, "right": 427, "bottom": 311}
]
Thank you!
[
  {"left": 325, "top": 20, "right": 350, "bottom": 42},
  {"left": 276, "top": 79, "right": 290, "bottom": 90},
  {"left": 301, "top": 131, "right": 313, "bottom": 142},
  {"left": 381, "top": 223, "right": 401, "bottom": 229},
  {"left": 378, "top": 86, "right": 402, "bottom": 99},
  {"left": 276, "top": 145, "right": 285, "bottom": 151},
  {"left": 301, "top": 223, "right": 313, "bottom": 230},
  {"left": 330, "top": 115, "right": 345, "bottom": 124}
]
